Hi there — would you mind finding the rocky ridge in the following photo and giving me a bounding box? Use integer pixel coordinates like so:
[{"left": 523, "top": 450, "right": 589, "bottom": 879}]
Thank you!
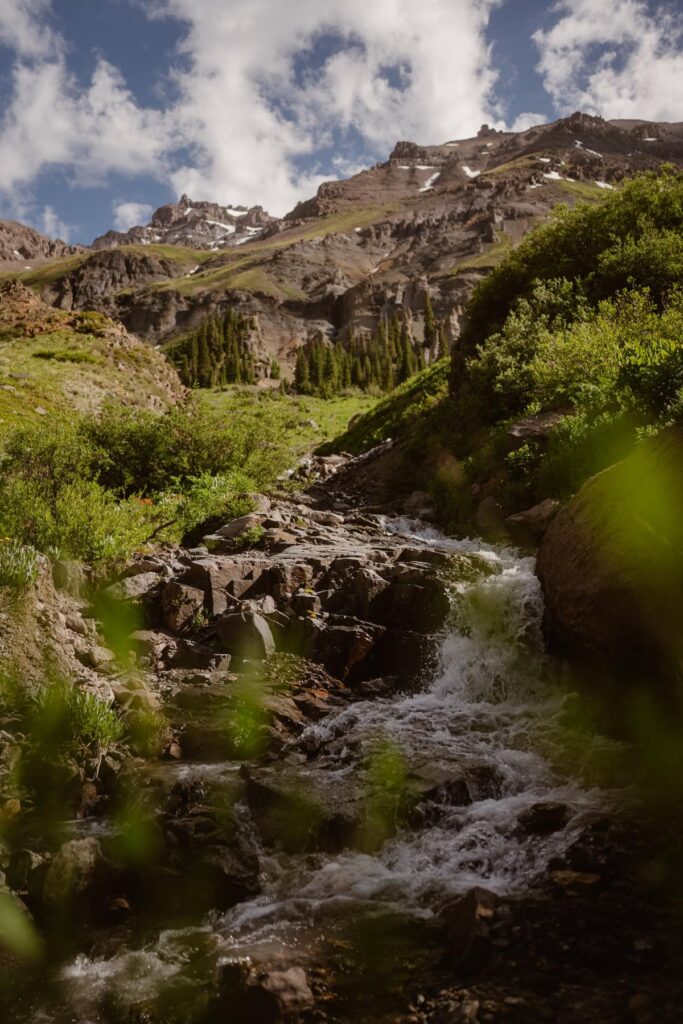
[
  {"left": 8, "top": 113, "right": 683, "bottom": 374},
  {"left": 92, "top": 193, "right": 277, "bottom": 252},
  {"left": 0, "top": 220, "right": 82, "bottom": 269}
]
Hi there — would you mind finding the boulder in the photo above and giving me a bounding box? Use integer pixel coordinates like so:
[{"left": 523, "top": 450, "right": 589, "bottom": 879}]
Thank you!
[
  {"left": 166, "top": 639, "right": 231, "bottom": 671},
  {"left": 161, "top": 580, "right": 205, "bottom": 633},
  {"left": 194, "top": 845, "right": 260, "bottom": 911},
  {"left": 215, "top": 611, "right": 276, "bottom": 660},
  {"left": 42, "top": 838, "right": 102, "bottom": 908},
  {"left": 210, "top": 962, "right": 314, "bottom": 1023},
  {"left": 506, "top": 410, "right": 570, "bottom": 451},
  {"left": 106, "top": 572, "right": 161, "bottom": 603},
  {"left": 215, "top": 514, "right": 266, "bottom": 540},
  {"left": 536, "top": 426, "right": 683, "bottom": 675},
  {"left": 506, "top": 498, "right": 560, "bottom": 547},
  {"left": 517, "top": 801, "right": 570, "bottom": 836},
  {"left": 443, "top": 887, "right": 498, "bottom": 976}
]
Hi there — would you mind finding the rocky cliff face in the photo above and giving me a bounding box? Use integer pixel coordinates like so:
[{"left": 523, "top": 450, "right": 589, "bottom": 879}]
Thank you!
[
  {"left": 0, "top": 220, "right": 82, "bottom": 268},
  {"left": 92, "top": 193, "right": 277, "bottom": 251},
  {"left": 8, "top": 113, "right": 683, "bottom": 374}
]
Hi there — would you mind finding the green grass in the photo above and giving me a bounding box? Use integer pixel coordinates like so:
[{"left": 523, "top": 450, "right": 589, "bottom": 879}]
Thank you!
[
  {"left": 557, "top": 179, "right": 604, "bottom": 202},
  {"left": 448, "top": 232, "right": 515, "bottom": 275},
  {"left": 0, "top": 318, "right": 179, "bottom": 439},
  {"left": 201, "top": 387, "right": 376, "bottom": 457},
  {"left": 321, "top": 360, "right": 450, "bottom": 455},
  {"left": 482, "top": 155, "right": 538, "bottom": 176}
]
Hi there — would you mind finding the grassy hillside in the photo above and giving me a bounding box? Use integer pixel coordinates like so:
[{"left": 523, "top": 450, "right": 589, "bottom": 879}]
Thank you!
[{"left": 0, "top": 284, "right": 182, "bottom": 439}]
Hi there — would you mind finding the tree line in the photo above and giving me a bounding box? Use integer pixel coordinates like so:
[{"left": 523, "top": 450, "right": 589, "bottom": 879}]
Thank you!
[
  {"left": 169, "top": 297, "right": 447, "bottom": 396},
  {"left": 169, "top": 309, "right": 270, "bottom": 387},
  {"left": 294, "top": 299, "right": 448, "bottom": 397}
]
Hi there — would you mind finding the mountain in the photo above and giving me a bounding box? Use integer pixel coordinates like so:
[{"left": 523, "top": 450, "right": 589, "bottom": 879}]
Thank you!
[
  {"left": 92, "top": 193, "right": 277, "bottom": 251},
  {"left": 0, "top": 220, "right": 82, "bottom": 268},
  {"left": 5, "top": 112, "right": 683, "bottom": 378}
]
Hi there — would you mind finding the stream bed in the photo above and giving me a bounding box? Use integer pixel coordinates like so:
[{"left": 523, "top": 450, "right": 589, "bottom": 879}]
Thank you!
[{"left": 11, "top": 521, "right": 627, "bottom": 1023}]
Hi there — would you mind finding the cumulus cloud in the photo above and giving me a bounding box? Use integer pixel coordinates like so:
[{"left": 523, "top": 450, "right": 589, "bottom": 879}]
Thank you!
[
  {"left": 40, "top": 204, "right": 72, "bottom": 241},
  {"left": 2, "top": 0, "right": 680, "bottom": 228},
  {"left": 0, "top": 59, "right": 171, "bottom": 194},
  {"left": 533, "top": 0, "right": 683, "bottom": 121},
  {"left": 0, "top": 0, "right": 60, "bottom": 59},
  {"left": 113, "top": 200, "right": 154, "bottom": 231},
  {"left": 1, "top": 0, "right": 509, "bottom": 217},
  {"left": 509, "top": 112, "right": 549, "bottom": 133},
  {"left": 152, "top": 0, "right": 505, "bottom": 212}
]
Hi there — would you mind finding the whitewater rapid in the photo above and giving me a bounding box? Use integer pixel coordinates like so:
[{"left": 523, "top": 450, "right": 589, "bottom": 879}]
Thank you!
[{"left": 56, "top": 521, "right": 619, "bottom": 1018}]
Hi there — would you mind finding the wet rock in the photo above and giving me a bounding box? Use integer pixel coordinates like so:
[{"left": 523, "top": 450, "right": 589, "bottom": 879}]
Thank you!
[
  {"left": 161, "top": 580, "right": 205, "bottom": 633},
  {"left": 6, "top": 850, "right": 48, "bottom": 897},
  {"left": 443, "top": 887, "right": 497, "bottom": 976},
  {"left": 244, "top": 766, "right": 362, "bottom": 853},
  {"left": 210, "top": 962, "right": 314, "bottom": 1023},
  {"left": 517, "top": 801, "right": 570, "bottom": 836},
  {"left": 42, "top": 838, "right": 102, "bottom": 908},
  {"left": 197, "top": 845, "right": 261, "bottom": 910},
  {"left": 506, "top": 499, "right": 560, "bottom": 547},
  {"left": 215, "top": 611, "right": 276, "bottom": 660}
]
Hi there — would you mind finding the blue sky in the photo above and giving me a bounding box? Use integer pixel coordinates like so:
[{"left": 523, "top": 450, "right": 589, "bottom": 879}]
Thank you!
[{"left": 0, "top": 0, "right": 681, "bottom": 244}]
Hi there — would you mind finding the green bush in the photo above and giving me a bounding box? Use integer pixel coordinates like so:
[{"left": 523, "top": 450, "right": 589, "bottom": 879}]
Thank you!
[
  {"left": 25, "top": 678, "right": 123, "bottom": 764},
  {"left": 0, "top": 476, "right": 150, "bottom": 566},
  {"left": 0, "top": 539, "right": 40, "bottom": 594},
  {"left": 463, "top": 167, "right": 683, "bottom": 349},
  {"left": 536, "top": 411, "right": 636, "bottom": 499},
  {"left": 0, "top": 397, "right": 296, "bottom": 566}
]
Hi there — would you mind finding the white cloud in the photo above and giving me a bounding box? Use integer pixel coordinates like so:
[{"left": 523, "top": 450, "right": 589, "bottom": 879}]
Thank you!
[
  {"left": 0, "top": 0, "right": 60, "bottom": 59},
  {"left": 113, "top": 200, "right": 154, "bottom": 231},
  {"left": 40, "top": 204, "right": 72, "bottom": 241},
  {"left": 509, "top": 112, "right": 548, "bottom": 133},
  {"left": 533, "top": 0, "right": 683, "bottom": 122},
  {"left": 139, "top": 0, "right": 507, "bottom": 213},
  {"left": 3, "top": 0, "right": 679, "bottom": 229},
  {"left": 0, "top": 58, "right": 172, "bottom": 195}
]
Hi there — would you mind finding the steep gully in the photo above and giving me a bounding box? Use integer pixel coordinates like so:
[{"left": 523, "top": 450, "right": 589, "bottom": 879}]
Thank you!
[{"left": 13, "top": 453, "right": 682, "bottom": 1023}]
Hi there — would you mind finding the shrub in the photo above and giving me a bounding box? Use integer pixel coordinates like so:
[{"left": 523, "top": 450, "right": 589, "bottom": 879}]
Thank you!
[
  {"left": 0, "top": 539, "right": 40, "bottom": 594},
  {"left": 463, "top": 167, "right": 683, "bottom": 349},
  {"left": 0, "top": 476, "right": 150, "bottom": 567},
  {"left": 28, "top": 679, "right": 123, "bottom": 764},
  {"left": 536, "top": 411, "right": 636, "bottom": 499}
]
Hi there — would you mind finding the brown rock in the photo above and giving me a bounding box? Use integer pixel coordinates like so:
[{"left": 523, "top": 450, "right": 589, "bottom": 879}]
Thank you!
[
  {"left": 215, "top": 611, "right": 276, "bottom": 660},
  {"left": 161, "top": 580, "right": 205, "bottom": 633}
]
